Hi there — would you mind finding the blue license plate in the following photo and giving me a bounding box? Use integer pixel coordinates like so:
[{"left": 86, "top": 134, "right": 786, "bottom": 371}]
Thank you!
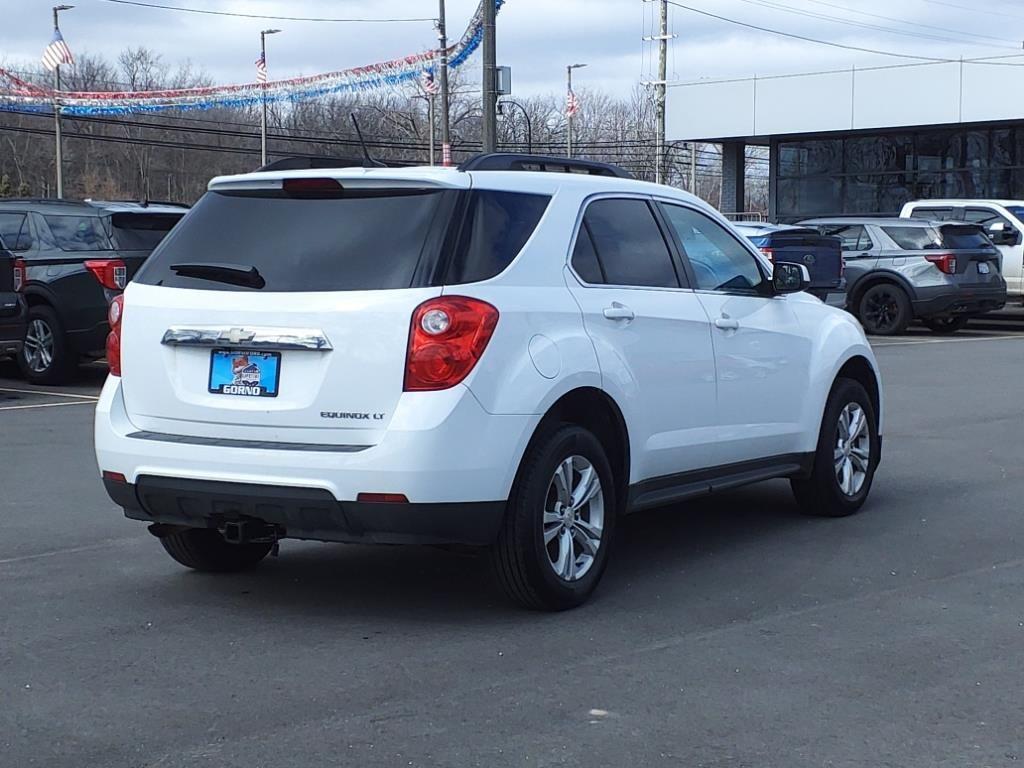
[{"left": 208, "top": 350, "right": 281, "bottom": 398}]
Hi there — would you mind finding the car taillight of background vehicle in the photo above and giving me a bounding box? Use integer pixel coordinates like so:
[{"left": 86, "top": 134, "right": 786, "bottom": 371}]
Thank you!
[
  {"left": 84, "top": 259, "right": 128, "bottom": 290},
  {"left": 925, "top": 253, "right": 957, "bottom": 275},
  {"left": 12, "top": 258, "right": 25, "bottom": 292},
  {"left": 759, "top": 247, "right": 775, "bottom": 262},
  {"left": 106, "top": 294, "right": 124, "bottom": 376},
  {"left": 404, "top": 296, "right": 499, "bottom": 392}
]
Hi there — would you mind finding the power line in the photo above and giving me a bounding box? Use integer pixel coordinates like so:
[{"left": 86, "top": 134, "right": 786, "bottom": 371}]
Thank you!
[
  {"left": 94, "top": 0, "right": 435, "bottom": 23},
  {"left": 921, "top": 0, "right": 1024, "bottom": 23},
  {"left": 665, "top": 1, "right": 960, "bottom": 62}
]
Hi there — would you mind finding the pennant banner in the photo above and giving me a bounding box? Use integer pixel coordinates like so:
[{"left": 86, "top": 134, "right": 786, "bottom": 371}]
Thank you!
[{"left": 0, "top": 0, "right": 503, "bottom": 116}]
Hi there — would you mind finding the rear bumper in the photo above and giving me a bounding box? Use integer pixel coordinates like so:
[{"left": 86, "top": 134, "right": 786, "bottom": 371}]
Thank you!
[
  {"left": 95, "top": 376, "right": 538, "bottom": 544},
  {"left": 106, "top": 475, "right": 505, "bottom": 546},
  {"left": 912, "top": 288, "right": 1006, "bottom": 318}
]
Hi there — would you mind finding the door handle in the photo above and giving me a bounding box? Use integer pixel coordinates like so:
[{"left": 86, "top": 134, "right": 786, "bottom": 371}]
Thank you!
[
  {"left": 603, "top": 303, "right": 635, "bottom": 321},
  {"left": 714, "top": 317, "right": 740, "bottom": 331}
]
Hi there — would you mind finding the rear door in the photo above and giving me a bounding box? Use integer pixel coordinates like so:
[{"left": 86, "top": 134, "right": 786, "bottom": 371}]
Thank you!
[{"left": 122, "top": 177, "right": 468, "bottom": 446}]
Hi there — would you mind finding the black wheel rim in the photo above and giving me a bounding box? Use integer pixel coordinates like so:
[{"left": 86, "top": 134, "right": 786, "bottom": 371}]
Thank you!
[{"left": 863, "top": 290, "right": 900, "bottom": 333}]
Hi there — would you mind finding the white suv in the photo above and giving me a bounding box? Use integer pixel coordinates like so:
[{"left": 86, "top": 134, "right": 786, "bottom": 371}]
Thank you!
[{"left": 94, "top": 154, "right": 884, "bottom": 610}]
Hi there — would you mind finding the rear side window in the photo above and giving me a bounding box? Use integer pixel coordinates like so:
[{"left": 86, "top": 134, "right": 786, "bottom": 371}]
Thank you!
[
  {"left": 41, "top": 215, "right": 111, "bottom": 252},
  {"left": 137, "top": 188, "right": 449, "bottom": 292},
  {"left": 446, "top": 191, "right": 549, "bottom": 284},
  {"left": 577, "top": 199, "right": 680, "bottom": 288},
  {"left": 0, "top": 213, "right": 29, "bottom": 251},
  {"left": 909, "top": 207, "right": 955, "bottom": 221},
  {"left": 571, "top": 225, "right": 605, "bottom": 284},
  {"left": 817, "top": 224, "right": 873, "bottom": 252},
  {"left": 882, "top": 226, "right": 941, "bottom": 250},
  {"left": 940, "top": 225, "right": 993, "bottom": 250},
  {"left": 106, "top": 213, "right": 184, "bottom": 251}
]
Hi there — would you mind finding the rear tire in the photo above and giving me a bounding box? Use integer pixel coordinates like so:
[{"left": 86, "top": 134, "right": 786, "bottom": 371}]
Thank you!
[
  {"left": 493, "top": 424, "right": 616, "bottom": 611},
  {"left": 18, "top": 305, "right": 78, "bottom": 385},
  {"left": 792, "top": 378, "right": 880, "bottom": 518},
  {"left": 159, "top": 528, "right": 273, "bottom": 572},
  {"left": 857, "top": 283, "right": 911, "bottom": 336},
  {"left": 922, "top": 316, "right": 969, "bottom": 334}
]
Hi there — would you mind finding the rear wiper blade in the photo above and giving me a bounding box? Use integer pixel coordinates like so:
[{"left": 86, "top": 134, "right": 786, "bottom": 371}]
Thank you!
[{"left": 170, "top": 262, "right": 265, "bottom": 289}]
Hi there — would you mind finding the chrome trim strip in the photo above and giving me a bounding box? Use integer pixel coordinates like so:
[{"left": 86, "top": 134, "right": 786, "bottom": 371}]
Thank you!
[
  {"left": 127, "top": 431, "right": 368, "bottom": 453},
  {"left": 161, "top": 326, "right": 332, "bottom": 351}
]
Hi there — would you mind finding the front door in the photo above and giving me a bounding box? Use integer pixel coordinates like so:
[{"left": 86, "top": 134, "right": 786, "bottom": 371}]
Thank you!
[
  {"left": 564, "top": 196, "right": 718, "bottom": 483},
  {"left": 658, "top": 202, "right": 813, "bottom": 463},
  {"left": 963, "top": 206, "right": 1024, "bottom": 297}
]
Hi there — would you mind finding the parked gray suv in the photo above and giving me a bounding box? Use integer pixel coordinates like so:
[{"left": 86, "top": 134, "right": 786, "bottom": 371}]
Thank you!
[{"left": 800, "top": 217, "right": 1007, "bottom": 335}]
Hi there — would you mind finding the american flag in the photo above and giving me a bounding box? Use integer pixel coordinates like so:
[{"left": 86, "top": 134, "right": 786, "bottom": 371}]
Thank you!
[
  {"left": 420, "top": 69, "right": 440, "bottom": 96},
  {"left": 42, "top": 27, "right": 74, "bottom": 72},
  {"left": 255, "top": 53, "right": 267, "bottom": 84},
  {"left": 566, "top": 88, "right": 581, "bottom": 118}
]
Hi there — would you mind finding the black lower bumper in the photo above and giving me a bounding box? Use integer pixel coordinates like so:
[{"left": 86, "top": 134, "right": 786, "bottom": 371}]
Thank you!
[
  {"left": 104, "top": 475, "right": 506, "bottom": 546},
  {"left": 913, "top": 289, "right": 1006, "bottom": 318},
  {"left": 0, "top": 295, "right": 26, "bottom": 356}
]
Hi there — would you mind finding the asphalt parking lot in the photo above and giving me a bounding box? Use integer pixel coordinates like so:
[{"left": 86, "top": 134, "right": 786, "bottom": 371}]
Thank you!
[{"left": 2, "top": 314, "right": 1024, "bottom": 768}]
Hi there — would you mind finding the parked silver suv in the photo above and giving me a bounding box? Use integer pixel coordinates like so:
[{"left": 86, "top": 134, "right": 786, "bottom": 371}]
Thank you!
[{"left": 800, "top": 217, "right": 1007, "bottom": 335}]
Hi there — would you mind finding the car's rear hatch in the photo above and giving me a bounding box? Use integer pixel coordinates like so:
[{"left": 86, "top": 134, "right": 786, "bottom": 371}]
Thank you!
[
  {"left": 105, "top": 211, "right": 186, "bottom": 279},
  {"left": 750, "top": 228, "right": 843, "bottom": 290},
  {"left": 883, "top": 223, "right": 1005, "bottom": 288},
  {"left": 121, "top": 173, "right": 470, "bottom": 446}
]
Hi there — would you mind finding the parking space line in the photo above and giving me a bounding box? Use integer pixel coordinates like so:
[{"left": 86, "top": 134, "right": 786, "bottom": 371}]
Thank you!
[
  {"left": 0, "top": 400, "right": 96, "bottom": 412},
  {"left": 872, "top": 335, "right": 1024, "bottom": 348},
  {"left": 0, "top": 386, "right": 100, "bottom": 401}
]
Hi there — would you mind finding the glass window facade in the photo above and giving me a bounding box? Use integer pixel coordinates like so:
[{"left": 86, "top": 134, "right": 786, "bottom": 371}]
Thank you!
[{"left": 774, "top": 124, "right": 1024, "bottom": 221}]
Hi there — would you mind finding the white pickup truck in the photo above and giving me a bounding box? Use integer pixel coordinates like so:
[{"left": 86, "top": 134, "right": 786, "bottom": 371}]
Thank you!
[{"left": 901, "top": 200, "right": 1024, "bottom": 304}]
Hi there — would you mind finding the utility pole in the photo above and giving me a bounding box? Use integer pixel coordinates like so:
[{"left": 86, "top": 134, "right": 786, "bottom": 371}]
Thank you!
[
  {"left": 51, "top": 4, "right": 74, "bottom": 199},
  {"left": 566, "top": 63, "right": 586, "bottom": 159},
  {"left": 655, "top": 0, "right": 668, "bottom": 185},
  {"left": 481, "top": 0, "right": 497, "bottom": 153},
  {"left": 428, "top": 95, "right": 436, "bottom": 165},
  {"left": 690, "top": 142, "right": 697, "bottom": 194},
  {"left": 259, "top": 28, "right": 281, "bottom": 167},
  {"left": 437, "top": 0, "right": 452, "bottom": 166}
]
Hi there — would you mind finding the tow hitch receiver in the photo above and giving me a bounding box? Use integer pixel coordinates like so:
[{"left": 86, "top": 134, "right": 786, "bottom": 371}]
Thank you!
[{"left": 220, "top": 519, "right": 282, "bottom": 545}]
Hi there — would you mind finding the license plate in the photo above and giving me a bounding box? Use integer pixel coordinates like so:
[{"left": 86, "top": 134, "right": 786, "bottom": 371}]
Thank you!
[
  {"left": 208, "top": 350, "right": 281, "bottom": 397},
  {"left": 978, "top": 261, "right": 991, "bottom": 274}
]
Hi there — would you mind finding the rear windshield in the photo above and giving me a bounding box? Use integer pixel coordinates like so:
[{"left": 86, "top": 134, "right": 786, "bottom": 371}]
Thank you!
[
  {"left": 136, "top": 186, "right": 549, "bottom": 292},
  {"left": 41, "top": 215, "right": 112, "bottom": 252},
  {"left": 939, "top": 224, "right": 992, "bottom": 250},
  {"left": 883, "top": 224, "right": 992, "bottom": 251},
  {"left": 106, "top": 212, "right": 184, "bottom": 251}
]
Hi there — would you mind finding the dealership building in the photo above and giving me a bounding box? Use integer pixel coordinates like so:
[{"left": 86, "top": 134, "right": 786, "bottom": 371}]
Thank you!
[{"left": 667, "top": 55, "right": 1024, "bottom": 221}]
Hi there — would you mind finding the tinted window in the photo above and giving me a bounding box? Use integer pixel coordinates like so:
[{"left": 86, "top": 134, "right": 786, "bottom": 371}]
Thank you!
[
  {"left": 882, "top": 226, "right": 942, "bottom": 250},
  {"left": 661, "top": 205, "right": 764, "bottom": 293},
  {"left": 908, "top": 207, "right": 954, "bottom": 221},
  {"left": 42, "top": 215, "right": 111, "bottom": 252},
  {"left": 447, "top": 191, "right": 550, "bottom": 284},
  {"left": 1005, "top": 206, "right": 1024, "bottom": 221},
  {"left": 962, "top": 208, "right": 1005, "bottom": 227},
  {"left": 137, "top": 188, "right": 448, "bottom": 292},
  {"left": 940, "top": 224, "right": 993, "bottom": 250},
  {"left": 571, "top": 225, "right": 605, "bottom": 284},
  {"left": 107, "top": 213, "right": 184, "bottom": 251},
  {"left": 581, "top": 199, "right": 679, "bottom": 288},
  {"left": 816, "top": 224, "right": 873, "bottom": 252},
  {"left": 0, "top": 213, "right": 29, "bottom": 251}
]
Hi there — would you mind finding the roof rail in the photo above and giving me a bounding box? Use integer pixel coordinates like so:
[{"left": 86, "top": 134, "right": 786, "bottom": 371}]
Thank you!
[{"left": 459, "top": 153, "right": 633, "bottom": 179}]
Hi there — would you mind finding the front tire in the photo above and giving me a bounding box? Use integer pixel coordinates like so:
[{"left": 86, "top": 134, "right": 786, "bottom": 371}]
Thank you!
[
  {"left": 493, "top": 424, "right": 616, "bottom": 611},
  {"left": 857, "top": 283, "right": 911, "bottom": 336},
  {"left": 19, "top": 305, "right": 77, "bottom": 384},
  {"left": 159, "top": 528, "right": 273, "bottom": 572},
  {"left": 922, "top": 316, "right": 969, "bottom": 334},
  {"left": 792, "top": 378, "right": 880, "bottom": 518}
]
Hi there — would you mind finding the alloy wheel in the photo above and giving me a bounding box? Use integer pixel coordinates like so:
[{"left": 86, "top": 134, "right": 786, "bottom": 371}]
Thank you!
[
  {"left": 834, "top": 402, "right": 871, "bottom": 497},
  {"left": 23, "top": 318, "right": 54, "bottom": 374},
  {"left": 863, "top": 290, "right": 900, "bottom": 333},
  {"left": 542, "top": 455, "right": 605, "bottom": 582}
]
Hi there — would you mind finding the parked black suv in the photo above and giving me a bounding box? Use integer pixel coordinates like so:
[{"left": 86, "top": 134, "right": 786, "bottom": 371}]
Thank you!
[
  {"left": 0, "top": 234, "right": 27, "bottom": 359},
  {"left": 0, "top": 200, "right": 187, "bottom": 383}
]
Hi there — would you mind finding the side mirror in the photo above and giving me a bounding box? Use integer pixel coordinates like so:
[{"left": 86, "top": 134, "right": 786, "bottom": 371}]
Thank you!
[
  {"left": 773, "top": 262, "right": 811, "bottom": 294},
  {"left": 987, "top": 221, "right": 1020, "bottom": 246}
]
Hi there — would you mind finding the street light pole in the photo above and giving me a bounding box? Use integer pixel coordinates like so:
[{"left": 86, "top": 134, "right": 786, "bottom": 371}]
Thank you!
[
  {"left": 481, "top": 0, "right": 497, "bottom": 153},
  {"left": 259, "top": 28, "right": 281, "bottom": 167},
  {"left": 566, "top": 63, "right": 586, "bottom": 159},
  {"left": 498, "top": 100, "right": 532, "bottom": 154},
  {"left": 437, "top": 0, "right": 452, "bottom": 166},
  {"left": 52, "top": 4, "right": 74, "bottom": 199}
]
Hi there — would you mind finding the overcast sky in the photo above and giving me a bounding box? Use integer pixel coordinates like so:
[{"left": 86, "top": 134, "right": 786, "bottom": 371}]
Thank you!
[{"left": 2, "top": 0, "right": 1023, "bottom": 97}]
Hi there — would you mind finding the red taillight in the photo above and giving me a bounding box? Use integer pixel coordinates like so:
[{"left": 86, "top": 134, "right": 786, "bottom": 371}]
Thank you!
[
  {"left": 356, "top": 493, "right": 409, "bottom": 504},
  {"left": 925, "top": 253, "right": 957, "bottom": 275},
  {"left": 404, "top": 296, "right": 499, "bottom": 392},
  {"left": 759, "top": 247, "right": 775, "bottom": 262},
  {"left": 106, "top": 294, "right": 123, "bottom": 376},
  {"left": 85, "top": 259, "right": 128, "bottom": 290},
  {"left": 12, "top": 258, "right": 25, "bottom": 292}
]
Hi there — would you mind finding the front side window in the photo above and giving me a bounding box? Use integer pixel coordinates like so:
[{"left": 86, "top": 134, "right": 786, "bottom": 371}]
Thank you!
[
  {"left": 41, "top": 215, "right": 111, "bottom": 252},
  {"left": 576, "top": 199, "right": 680, "bottom": 288},
  {"left": 660, "top": 204, "right": 764, "bottom": 293},
  {"left": 0, "top": 213, "right": 29, "bottom": 251}
]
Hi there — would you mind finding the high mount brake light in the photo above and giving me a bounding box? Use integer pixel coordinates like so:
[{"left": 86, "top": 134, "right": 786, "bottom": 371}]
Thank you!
[
  {"left": 85, "top": 259, "right": 128, "bottom": 290},
  {"left": 12, "top": 258, "right": 25, "bottom": 292},
  {"left": 404, "top": 296, "right": 499, "bottom": 392},
  {"left": 925, "top": 253, "right": 957, "bottom": 275},
  {"left": 106, "top": 294, "right": 124, "bottom": 377},
  {"left": 282, "top": 178, "right": 344, "bottom": 198}
]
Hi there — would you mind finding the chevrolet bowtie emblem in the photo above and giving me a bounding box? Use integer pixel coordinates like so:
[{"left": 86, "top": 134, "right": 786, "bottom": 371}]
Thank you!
[{"left": 225, "top": 328, "right": 254, "bottom": 344}]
